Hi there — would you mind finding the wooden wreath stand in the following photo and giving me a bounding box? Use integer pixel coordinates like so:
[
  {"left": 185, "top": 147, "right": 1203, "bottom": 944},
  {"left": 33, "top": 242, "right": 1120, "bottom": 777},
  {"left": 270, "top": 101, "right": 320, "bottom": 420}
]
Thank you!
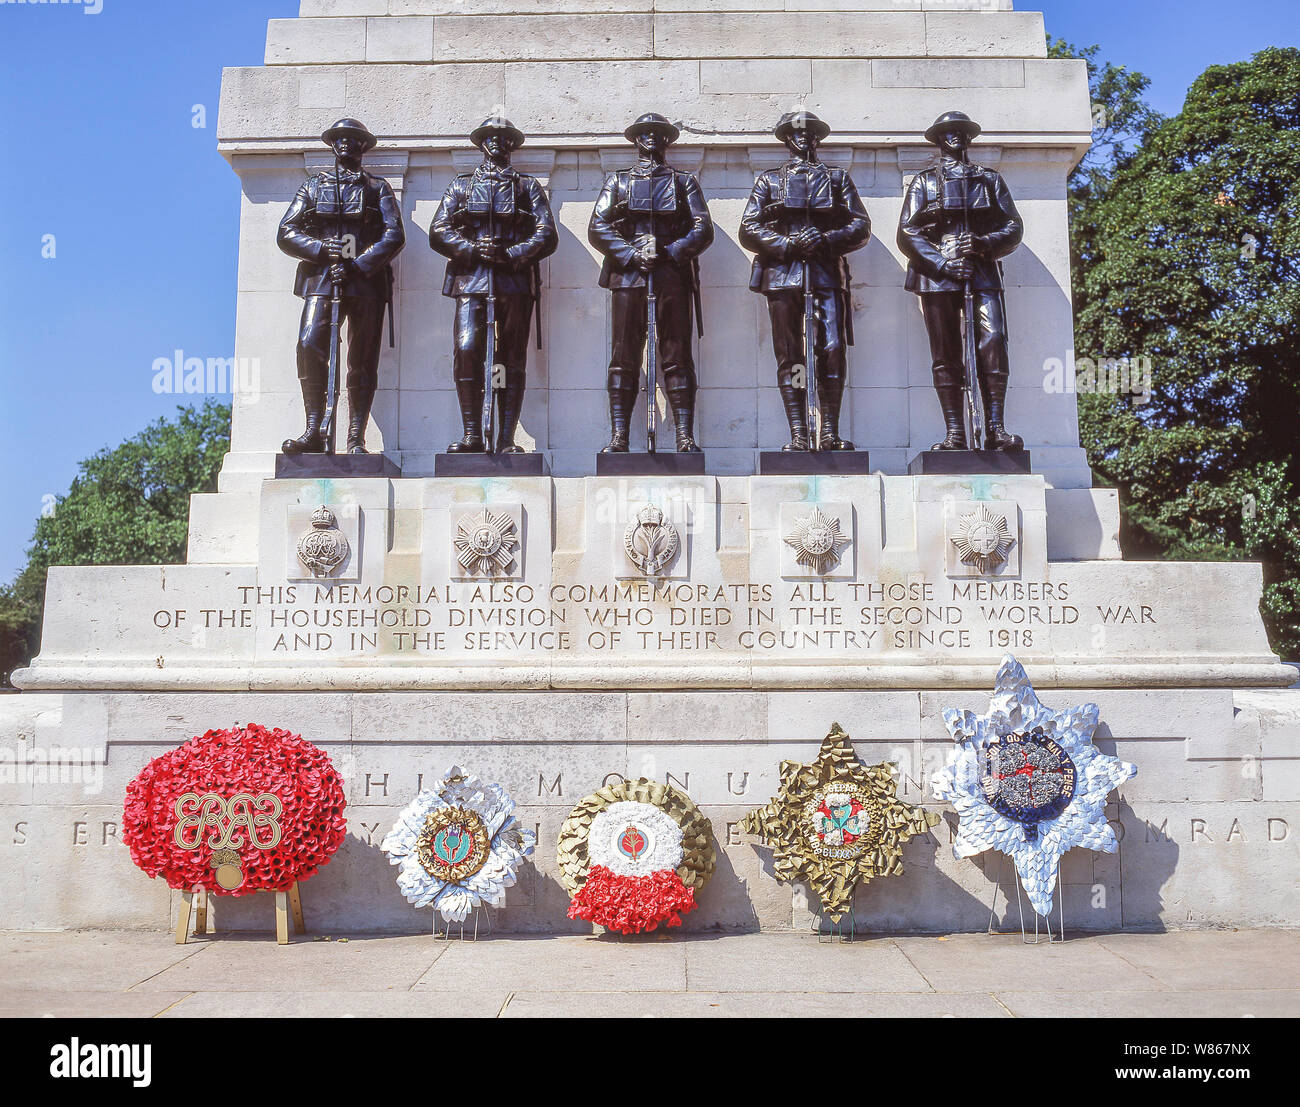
[{"left": 174, "top": 881, "right": 306, "bottom": 945}]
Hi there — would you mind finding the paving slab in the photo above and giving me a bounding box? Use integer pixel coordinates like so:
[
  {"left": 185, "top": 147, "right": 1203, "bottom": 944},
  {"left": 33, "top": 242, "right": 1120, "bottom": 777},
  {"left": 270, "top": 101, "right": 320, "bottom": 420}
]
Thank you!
[
  {"left": 684, "top": 934, "right": 933, "bottom": 993},
  {"left": 998, "top": 989, "right": 1300, "bottom": 1018},
  {"left": 892, "top": 933, "right": 1170, "bottom": 993},
  {"left": 0, "top": 989, "right": 192, "bottom": 1018},
  {"left": 501, "top": 989, "right": 1009, "bottom": 1018},
  {"left": 0, "top": 931, "right": 203, "bottom": 992},
  {"left": 159, "top": 989, "right": 509, "bottom": 1018},
  {"left": 1095, "top": 930, "right": 1300, "bottom": 991},
  {"left": 130, "top": 934, "right": 445, "bottom": 993},
  {"left": 417, "top": 934, "right": 688, "bottom": 993},
  {"left": 2, "top": 930, "right": 1297, "bottom": 1017}
]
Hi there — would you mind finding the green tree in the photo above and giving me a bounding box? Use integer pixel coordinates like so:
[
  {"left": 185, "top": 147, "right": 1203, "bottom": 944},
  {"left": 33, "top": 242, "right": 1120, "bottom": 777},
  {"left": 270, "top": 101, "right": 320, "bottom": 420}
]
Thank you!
[
  {"left": 1055, "top": 42, "right": 1300, "bottom": 659},
  {"left": 0, "top": 400, "right": 230, "bottom": 685}
]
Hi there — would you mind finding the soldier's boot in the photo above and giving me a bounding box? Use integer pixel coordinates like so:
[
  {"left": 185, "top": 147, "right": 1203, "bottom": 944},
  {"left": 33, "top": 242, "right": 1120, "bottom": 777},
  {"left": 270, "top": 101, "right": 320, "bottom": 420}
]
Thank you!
[
  {"left": 931, "top": 386, "right": 969, "bottom": 451},
  {"left": 282, "top": 383, "right": 327, "bottom": 455},
  {"left": 669, "top": 387, "right": 702, "bottom": 454},
  {"left": 496, "top": 375, "right": 526, "bottom": 454},
  {"left": 600, "top": 371, "right": 637, "bottom": 454},
  {"left": 779, "top": 383, "right": 811, "bottom": 452},
  {"left": 447, "top": 379, "right": 486, "bottom": 453},
  {"left": 346, "top": 385, "right": 375, "bottom": 455},
  {"left": 817, "top": 377, "right": 854, "bottom": 451},
  {"left": 982, "top": 377, "right": 1023, "bottom": 451}
]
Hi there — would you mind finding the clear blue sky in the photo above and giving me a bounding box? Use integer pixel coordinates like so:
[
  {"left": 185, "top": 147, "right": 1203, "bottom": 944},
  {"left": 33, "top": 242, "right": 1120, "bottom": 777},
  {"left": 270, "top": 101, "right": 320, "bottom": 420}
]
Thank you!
[{"left": 1, "top": 0, "right": 1296, "bottom": 580}]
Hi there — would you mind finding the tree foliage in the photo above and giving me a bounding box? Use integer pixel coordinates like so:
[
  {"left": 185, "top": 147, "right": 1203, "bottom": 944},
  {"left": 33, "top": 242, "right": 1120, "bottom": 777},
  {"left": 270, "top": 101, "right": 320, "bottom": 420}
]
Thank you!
[
  {"left": 0, "top": 401, "right": 230, "bottom": 685},
  {"left": 1053, "top": 40, "right": 1300, "bottom": 658}
]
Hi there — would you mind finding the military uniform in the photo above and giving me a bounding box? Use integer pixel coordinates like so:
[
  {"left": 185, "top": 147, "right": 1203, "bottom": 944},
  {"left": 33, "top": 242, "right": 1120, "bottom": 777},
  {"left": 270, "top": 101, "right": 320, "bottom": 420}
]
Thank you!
[
  {"left": 277, "top": 118, "right": 405, "bottom": 454},
  {"left": 897, "top": 111, "right": 1025, "bottom": 450},
  {"left": 740, "top": 113, "right": 870, "bottom": 450},
  {"left": 588, "top": 114, "right": 714, "bottom": 452},
  {"left": 428, "top": 119, "right": 558, "bottom": 453}
]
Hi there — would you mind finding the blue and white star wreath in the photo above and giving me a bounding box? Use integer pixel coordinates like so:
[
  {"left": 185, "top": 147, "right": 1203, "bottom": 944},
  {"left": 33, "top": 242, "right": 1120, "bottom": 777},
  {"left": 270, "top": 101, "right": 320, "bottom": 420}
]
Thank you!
[
  {"left": 930, "top": 655, "right": 1136, "bottom": 918},
  {"left": 381, "top": 766, "right": 536, "bottom": 923}
]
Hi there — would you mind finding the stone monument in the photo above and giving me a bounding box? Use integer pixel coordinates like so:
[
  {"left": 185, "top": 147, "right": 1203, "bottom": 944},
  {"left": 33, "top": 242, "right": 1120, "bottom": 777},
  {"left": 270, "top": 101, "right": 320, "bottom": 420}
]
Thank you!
[{"left": 4, "top": 1, "right": 1298, "bottom": 936}]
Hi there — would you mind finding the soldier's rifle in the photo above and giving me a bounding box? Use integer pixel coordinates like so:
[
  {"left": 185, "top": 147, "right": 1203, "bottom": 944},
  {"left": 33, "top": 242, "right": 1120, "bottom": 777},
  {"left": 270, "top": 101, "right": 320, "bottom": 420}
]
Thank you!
[
  {"left": 957, "top": 165, "right": 985, "bottom": 450},
  {"left": 321, "top": 153, "right": 345, "bottom": 455},
  {"left": 455, "top": 197, "right": 506, "bottom": 454},
  {"left": 482, "top": 198, "right": 501, "bottom": 455},
  {"left": 645, "top": 193, "right": 659, "bottom": 454},
  {"left": 797, "top": 176, "right": 819, "bottom": 452}
]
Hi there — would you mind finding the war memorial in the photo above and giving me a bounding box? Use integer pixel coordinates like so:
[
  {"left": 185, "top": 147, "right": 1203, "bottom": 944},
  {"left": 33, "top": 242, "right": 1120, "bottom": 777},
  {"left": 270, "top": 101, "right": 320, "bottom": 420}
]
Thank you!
[{"left": 3, "top": 0, "right": 1298, "bottom": 941}]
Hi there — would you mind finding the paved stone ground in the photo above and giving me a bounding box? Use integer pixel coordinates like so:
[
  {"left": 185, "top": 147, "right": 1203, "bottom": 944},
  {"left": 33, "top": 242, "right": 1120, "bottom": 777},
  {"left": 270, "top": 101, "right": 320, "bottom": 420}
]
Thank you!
[{"left": 2, "top": 929, "right": 1298, "bottom": 1018}]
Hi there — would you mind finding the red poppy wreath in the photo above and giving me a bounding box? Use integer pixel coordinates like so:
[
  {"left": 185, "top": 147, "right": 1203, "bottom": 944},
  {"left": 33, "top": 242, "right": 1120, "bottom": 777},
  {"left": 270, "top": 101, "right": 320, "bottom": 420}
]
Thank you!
[
  {"left": 123, "top": 724, "right": 347, "bottom": 895},
  {"left": 557, "top": 778, "right": 715, "bottom": 935}
]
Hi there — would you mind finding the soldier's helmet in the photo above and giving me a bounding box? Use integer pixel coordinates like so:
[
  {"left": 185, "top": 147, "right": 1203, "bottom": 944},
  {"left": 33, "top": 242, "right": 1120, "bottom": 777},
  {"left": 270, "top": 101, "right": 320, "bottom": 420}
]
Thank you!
[
  {"left": 774, "top": 110, "right": 831, "bottom": 143},
  {"left": 924, "top": 111, "right": 983, "bottom": 146},
  {"left": 625, "top": 112, "right": 681, "bottom": 145},
  {"left": 470, "top": 115, "right": 526, "bottom": 150},
  {"left": 321, "top": 118, "right": 378, "bottom": 153}
]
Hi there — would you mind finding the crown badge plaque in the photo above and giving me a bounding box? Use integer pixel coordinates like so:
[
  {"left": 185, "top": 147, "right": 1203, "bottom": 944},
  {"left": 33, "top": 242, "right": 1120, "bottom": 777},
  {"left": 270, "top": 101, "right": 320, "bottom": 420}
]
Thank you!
[
  {"left": 624, "top": 504, "right": 680, "bottom": 576},
  {"left": 296, "top": 505, "right": 350, "bottom": 578}
]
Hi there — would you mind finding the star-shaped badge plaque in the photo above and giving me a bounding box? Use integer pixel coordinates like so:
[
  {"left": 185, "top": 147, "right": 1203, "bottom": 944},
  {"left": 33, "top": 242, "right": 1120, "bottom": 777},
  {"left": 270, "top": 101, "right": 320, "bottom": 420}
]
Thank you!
[
  {"left": 950, "top": 504, "right": 1014, "bottom": 574},
  {"left": 454, "top": 507, "right": 520, "bottom": 577},
  {"left": 783, "top": 506, "right": 851, "bottom": 575},
  {"left": 929, "top": 655, "right": 1137, "bottom": 918},
  {"left": 741, "top": 724, "right": 940, "bottom": 922}
]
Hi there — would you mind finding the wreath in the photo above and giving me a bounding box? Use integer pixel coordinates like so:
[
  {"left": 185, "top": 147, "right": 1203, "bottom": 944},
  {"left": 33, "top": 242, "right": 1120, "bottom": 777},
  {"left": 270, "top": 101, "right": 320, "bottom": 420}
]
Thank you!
[
  {"left": 123, "top": 724, "right": 347, "bottom": 895},
  {"left": 558, "top": 778, "right": 715, "bottom": 935},
  {"left": 382, "top": 766, "right": 536, "bottom": 923}
]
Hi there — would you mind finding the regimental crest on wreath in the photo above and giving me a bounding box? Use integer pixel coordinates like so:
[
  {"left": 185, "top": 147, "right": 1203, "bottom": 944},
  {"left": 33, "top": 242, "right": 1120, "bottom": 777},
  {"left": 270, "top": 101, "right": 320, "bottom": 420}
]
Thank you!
[
  {"left": 784, "top": 506, "right": 851, "bottom": 575},
  {"left": 624, "top": 504, "right": 680, "bottom": 576},
  {"left": 171, "top": 791, "right": 285, "bottom": 892},
  {"left": 803, "top": 783, "right": 883, "bottom": 861},
  {"left": 416, "top": 805, "right": 492, "bottom": 884},
  {"left": 948, "top": 504, "right": 1015, "bottom": 575},
  {"left": 381, "top": 766, "right": 536, "bottom": 924},
  {"left": 929, "top": 655, "right": 1137, "bottom": 918},
  {"left": 296, "top": 505, "right": 350, "bottom": 578},
  {"left": 558, "top": 778, "right": 715, "bottom": 935},
  {"left": 742, "top": 724, "right": 940, "bottom": 923},
  {"left": 453, "top": 506, "right": 520, "bottom": 578}
]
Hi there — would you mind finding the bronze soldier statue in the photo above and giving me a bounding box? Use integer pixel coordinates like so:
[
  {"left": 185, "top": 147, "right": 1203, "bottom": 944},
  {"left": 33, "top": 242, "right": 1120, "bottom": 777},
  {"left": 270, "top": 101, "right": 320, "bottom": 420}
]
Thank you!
[
  {"left": 897, "top": 111, "right": 1025, "bottom": 452},
  {"left": 278, "top": 118, "right": 405, "bottom": 455},
  {"left": 740, "top": 111, "right": 870, "bottom": 452},
  {"left": 588, "top": 112, "right": 714, "bottom": 454},
  {"left": 429, "top": 117, "right": 558, "bottom": 454}
]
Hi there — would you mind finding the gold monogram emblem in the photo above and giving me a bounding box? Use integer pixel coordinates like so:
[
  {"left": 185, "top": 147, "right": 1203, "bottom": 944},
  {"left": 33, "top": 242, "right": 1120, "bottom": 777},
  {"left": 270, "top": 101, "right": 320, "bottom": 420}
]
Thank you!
[{"left": 173, "top": 793, "right": 284, "bottom": 892}]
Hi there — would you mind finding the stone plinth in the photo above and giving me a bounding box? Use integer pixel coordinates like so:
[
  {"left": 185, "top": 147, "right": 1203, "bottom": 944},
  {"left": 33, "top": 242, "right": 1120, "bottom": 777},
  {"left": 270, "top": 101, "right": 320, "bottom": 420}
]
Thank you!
[
  {"left": 14, "top": 474, "right": 1290, "bottom": 693},
  {"left": 3, "top": 686, "right": 1298, "bottom": 933}
]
